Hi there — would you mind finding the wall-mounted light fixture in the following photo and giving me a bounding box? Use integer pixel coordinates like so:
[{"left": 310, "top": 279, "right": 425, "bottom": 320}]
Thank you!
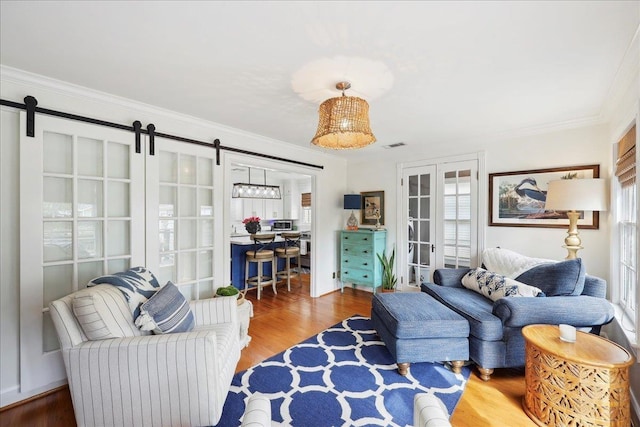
[{"left": 232, "top": 168, "right": 282, "bottom": 199}]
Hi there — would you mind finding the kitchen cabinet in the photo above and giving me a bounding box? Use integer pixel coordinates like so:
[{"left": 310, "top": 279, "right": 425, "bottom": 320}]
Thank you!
[{"left": 340, "top": 229, "right": 387, "bottom": 293}]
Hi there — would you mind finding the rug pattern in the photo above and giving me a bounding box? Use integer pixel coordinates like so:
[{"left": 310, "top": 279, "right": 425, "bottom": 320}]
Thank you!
[{"left": 216, "top": 315, "right": 470, "bottom": 427}]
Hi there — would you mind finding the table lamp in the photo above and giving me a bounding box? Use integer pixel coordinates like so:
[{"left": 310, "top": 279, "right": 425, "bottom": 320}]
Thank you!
[
  {"left": 544, "top": 178, "right": 608, "bottom": 259},
  {"left": 344, "top": 194, "right": 361, "bottom": 230}
]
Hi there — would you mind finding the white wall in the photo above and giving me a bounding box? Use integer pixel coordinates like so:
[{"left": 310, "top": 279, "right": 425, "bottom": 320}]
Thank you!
[
  {"left": 347, "top": 124, "right": 611, "bottom": 281},
  {"left": 0, "top": 68, "right": 348, "bottom": 406}
]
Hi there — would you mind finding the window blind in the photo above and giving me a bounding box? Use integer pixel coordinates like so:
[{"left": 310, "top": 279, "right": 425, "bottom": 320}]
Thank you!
[
  {"left": 301, "top": 192, "right": 311, "bottom": 207},
  {"left": 615, "top": 124, "right": 636, "bottom": 188}
]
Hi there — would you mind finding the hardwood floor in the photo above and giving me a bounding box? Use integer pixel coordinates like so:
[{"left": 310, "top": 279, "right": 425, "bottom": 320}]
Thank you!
[{"left": 0, "top": 276, "right": 535, "bottom": 426}]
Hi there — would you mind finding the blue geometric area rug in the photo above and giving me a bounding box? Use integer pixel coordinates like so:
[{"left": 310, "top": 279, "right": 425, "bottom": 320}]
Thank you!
[{"left": 215, "top": 315, "right": 471, "bottom": 427}]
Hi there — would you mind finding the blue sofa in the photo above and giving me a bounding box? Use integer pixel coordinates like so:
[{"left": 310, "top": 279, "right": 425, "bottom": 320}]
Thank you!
[{"left": 420, "top": 259, "right": 614, "bottom": 381}]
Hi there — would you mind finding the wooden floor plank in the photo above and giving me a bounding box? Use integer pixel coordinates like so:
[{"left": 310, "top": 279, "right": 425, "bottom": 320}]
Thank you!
[{"left": 0, "top": 276, "right": 535, "bottom": 426}]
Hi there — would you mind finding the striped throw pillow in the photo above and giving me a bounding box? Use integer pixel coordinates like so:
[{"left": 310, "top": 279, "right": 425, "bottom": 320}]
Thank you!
[{"left": 135, "top": 281, "right": 195, "bottom": 334}]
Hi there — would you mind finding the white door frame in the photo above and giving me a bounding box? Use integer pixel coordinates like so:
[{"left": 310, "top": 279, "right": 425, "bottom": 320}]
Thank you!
[{"left": 396, "top": 152, "right": 486, "bottom": 288}]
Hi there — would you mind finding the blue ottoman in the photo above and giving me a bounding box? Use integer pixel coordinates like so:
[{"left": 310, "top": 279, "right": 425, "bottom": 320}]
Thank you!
[{"left": 371, "top": 292, "right": 470, "bottom": 375}]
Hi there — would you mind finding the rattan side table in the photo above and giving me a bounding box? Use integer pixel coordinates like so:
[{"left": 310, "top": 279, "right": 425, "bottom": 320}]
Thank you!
[{"left": 522, "top": 324, "right": 634, "bottom": 427}]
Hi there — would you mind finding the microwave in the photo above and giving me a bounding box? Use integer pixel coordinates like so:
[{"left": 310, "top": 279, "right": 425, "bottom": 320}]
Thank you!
[{"left": 272, "top": 220, "right": 292, "bottom": 231}]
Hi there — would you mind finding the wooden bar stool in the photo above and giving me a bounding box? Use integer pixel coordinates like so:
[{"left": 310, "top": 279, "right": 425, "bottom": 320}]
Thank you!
[
  {"left": 245, "top": 233, "right": 276, "bottom": 300},
  {"left": 275, "top": 232, "right": 302, "bottom": 291}
]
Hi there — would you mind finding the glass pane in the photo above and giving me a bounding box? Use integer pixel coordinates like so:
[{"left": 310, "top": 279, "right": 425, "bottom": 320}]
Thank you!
[
  {"left": 43, "top": 132, "right": 72, "bottom": 174},
  {"left": 198, "top": 158, "right": 213, "bottom": 186},
  {"left": 78, "top": 221, "right": 103, "bottom": 259},
  {"left": 419, "top": 198, "right": 430, "bottom": 220},
  {"left": 419, "top": 174, "right": 430, "bottom": 196},
  {"left": 108, "top": 258, "right": 130, "bottom": 275},
  {"left": 459, "top": 195, "right": 471, "bottom": 220},
  {"left": 408, "top": 198, "right": 418, "bottom": 219},
  {"left": 180, "top": 187, "right": 196, "bottom": 217},
  {"left": 43, "top": 264, "right": 73, "bottom": 306},
  {"left": 43, "top": 312, "right": 60, "bottom": 353},
  {"left": 43, "top": 221, "right": 72, "bottom": 262},
  {"left": 179, "top": 219, "right": 196, "bottom": 250},
  {"left": 159, "top": 186, "right": 176, "bottom": 217},
  {"left": 108, "top": 181, "right": 130, "bottom": 217},
  {"left": 419, "top": 243, "right": 431, "bottom": 266},
  {"left": 444, "top": 196, "right": 456, "bottom": 220},
  {"left": 408, "top": 175, "right": 418, "bottom": 197},
  {"left": 159, "top": 253, "right": 176, "bottom": 284},
  {"left": 77, "top": 180, "right": 103, "bottom": 217},
  {"left": 180, "top": 154, "right": 196, "bottom": 185},
  {"left": 78, "top": 261, "right": 104, "bottom": 289},
  {"left": 199, "top": 220, "right": 214, "bottom": 247},
  {"left": 408, "top": 242, "right": 417, "bottom": 264},
  {"left": 199, "top": 280, "right": 214, "bottom": 299},
  {"left": 179, "top": 251, "right": 196, "bottom": 282},
  {"left": 444, "top": 221, "right": 457, "bottom": 245},
  {"left": 108, "top": 141, "right": 129, "bottom": 179},
  {"left": 159, "top": 220, "right": 176, "bottom": 252},
  {"left": 107, "top": 220, "right": 130, "bottom": 256},
  {"left": 178, "top": 283, "right": 194, "bottom": 301},
  {"left": 43, "top": 177, "right": 72, "bottom": 218},
  {"left": 77, "top": 137, "right": 103, "bottom": 177},
  {"left": 458, "top": 221, "right": 471, "bottom": 243},
  {"left": 199, "top": 189, "right": 213, "bottom": 217},
  {"left": 160, "top": 151, "right": 178, "bottom": 183},
  {"left": 419, "top": 220, "right": 430, "bottom": 242},
  {"left": 199, "top": 250, "right": 213, "bottom": 279}
]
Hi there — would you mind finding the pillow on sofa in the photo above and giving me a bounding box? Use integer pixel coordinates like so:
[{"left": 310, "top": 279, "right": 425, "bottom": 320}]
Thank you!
[
  {"left": 515, "top": 258, "right": 586, "bottom": 296},
  {"left": 135, "top": 281, "right": 195, "bottom": 334},
  {"left": 462, "top": 268, "right": 545, "bottom": 302},
  {"left": 73, "top": 284, "right": 148, "bottom": 340},
  {"left": 88, "top": 266, "right": 161, "bottom": 318}
]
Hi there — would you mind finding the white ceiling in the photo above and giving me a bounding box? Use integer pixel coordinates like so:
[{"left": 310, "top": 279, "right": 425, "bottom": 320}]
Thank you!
[{"left": 1, "top": 1, "right": 638, "bottom": 162}]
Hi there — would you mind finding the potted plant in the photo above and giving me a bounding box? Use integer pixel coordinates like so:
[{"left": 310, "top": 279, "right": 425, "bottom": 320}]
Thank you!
[
  {"left": 216, "top": 285, "right": 245, "bottom": 305},
  {"left": 242, "top": 216, "right": 261, "bottom": 234},
  {"left": 377, "top": 247, "right": 397, "bottom": 292}
]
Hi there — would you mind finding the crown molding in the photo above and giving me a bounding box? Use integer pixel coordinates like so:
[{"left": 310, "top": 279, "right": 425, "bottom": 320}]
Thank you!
[{"left": 600, "top": 24, "right": 640, "bottom": 124}]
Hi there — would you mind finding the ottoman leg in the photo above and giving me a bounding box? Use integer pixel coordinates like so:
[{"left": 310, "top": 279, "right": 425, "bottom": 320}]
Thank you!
[
  {"left": 451, "top": 360, "right": 464, "bottom": 374},
  {"left": 397, "top": 362, "right": 410, "bottom": 376},
  {"left": 478, "top": 367, "right": 494, "bottom": 381}
]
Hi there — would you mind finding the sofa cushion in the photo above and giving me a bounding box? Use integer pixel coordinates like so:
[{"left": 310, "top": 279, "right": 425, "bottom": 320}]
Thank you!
[
  {"left": 515, "top": 258, "right": 586, "bottom": 296},
  {"left": 73, "top": 284, "right": 147, "bottom": 340},
  {"left": 88, "top": 266, "right": 161, "bottom": 318},
  {"left": 135, "top": 281, "right": 195, "bottom": 334},
  {"left": 371, "top": 293, "right": 469, "bottom": 339},
  {"left": 421, "top": 283, "right": 503, "bottom": 341},
  {"left": 461, "top": 268, "right": 545, "bottom": 302}
]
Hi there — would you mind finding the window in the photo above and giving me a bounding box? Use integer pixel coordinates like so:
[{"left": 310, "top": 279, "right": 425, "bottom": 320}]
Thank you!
[{"left": 614, "top": 124, "right": 637, "bottom": 338}]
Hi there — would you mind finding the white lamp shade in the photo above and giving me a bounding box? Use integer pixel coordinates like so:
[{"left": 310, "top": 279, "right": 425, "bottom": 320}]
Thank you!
[{"left": 544, "top": 178, "right": 608, "bottom": 212}]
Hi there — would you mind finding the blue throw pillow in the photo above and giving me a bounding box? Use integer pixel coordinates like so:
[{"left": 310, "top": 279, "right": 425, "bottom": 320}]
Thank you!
[
  {"left": 135, "top": 281, "right": 195, "bottom": 334},
  {"left": 515, "top": 258, "right": 586, "bottom": 296},
  {"left": 88, "top": 266, "right": 161, "bottom": 318}
]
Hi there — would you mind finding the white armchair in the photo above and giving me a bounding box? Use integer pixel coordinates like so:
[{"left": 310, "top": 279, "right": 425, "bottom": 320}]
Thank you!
[{"left": 49, "top": 284, "right": 241, "bottom": 427}]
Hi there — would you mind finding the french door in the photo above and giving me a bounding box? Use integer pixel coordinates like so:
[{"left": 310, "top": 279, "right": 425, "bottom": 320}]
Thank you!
[
  {"left": 19, "top": 114, "right": 220, "bottom": 394},
  {"left": 401, "top": 159, "right": 479, "bottom": 287}
]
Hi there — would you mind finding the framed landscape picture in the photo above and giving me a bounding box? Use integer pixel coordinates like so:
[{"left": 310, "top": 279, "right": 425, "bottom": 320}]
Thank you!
[
  {"left": 489, "top": 164, "right": 600, "bottom": 228},
  {"left": 361, "top": 190, "right": 384, "bottom": 226}
]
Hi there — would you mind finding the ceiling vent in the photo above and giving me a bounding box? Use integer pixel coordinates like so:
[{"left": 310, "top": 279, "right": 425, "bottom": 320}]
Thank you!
[{"left": 382, "top": 142, "right": 406, "bottom": 149}]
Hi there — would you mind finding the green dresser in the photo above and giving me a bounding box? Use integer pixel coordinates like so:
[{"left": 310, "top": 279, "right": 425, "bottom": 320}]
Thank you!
[{"left": 340, "top": 229, "right": 387, "bottom": 292}]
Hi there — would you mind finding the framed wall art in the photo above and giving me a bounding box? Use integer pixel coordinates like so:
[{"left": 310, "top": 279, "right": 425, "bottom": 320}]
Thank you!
[
  {"left": 361, "top": 190, "right": 384, "bottom": 226},
  {"left": 489, "top": 164, "right": 600, "bottom": 228}
]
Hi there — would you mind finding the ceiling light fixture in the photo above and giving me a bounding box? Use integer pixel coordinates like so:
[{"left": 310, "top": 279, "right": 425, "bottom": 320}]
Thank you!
[
  {"left": 311, "top": 81, "right": 376, "bottom": 149},
  {"left": 232, "top": 168, "right": 282, "bottom": 199}
]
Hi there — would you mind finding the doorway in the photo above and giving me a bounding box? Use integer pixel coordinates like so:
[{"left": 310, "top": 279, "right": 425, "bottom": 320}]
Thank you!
[
  {"left": 224, "top": 154, "right": 315, "bottom": 297},
  {"left": 399, "top": 154, "right": 485, "bottom": 288}
]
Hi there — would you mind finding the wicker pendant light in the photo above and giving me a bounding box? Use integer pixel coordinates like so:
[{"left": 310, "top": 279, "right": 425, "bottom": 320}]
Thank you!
[{"left": 311, "top": 82, "right": 376, "bottom": 149}]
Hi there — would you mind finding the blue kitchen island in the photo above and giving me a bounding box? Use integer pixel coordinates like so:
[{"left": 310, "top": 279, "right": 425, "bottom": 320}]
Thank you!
[{"left": 230, "top": 235, "right": 287, "bottom": 291}]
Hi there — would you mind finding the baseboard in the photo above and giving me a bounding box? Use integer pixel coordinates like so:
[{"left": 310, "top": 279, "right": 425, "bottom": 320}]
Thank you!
[{"left": 0, "top": 379, "right": 67, "bottom": 409}]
